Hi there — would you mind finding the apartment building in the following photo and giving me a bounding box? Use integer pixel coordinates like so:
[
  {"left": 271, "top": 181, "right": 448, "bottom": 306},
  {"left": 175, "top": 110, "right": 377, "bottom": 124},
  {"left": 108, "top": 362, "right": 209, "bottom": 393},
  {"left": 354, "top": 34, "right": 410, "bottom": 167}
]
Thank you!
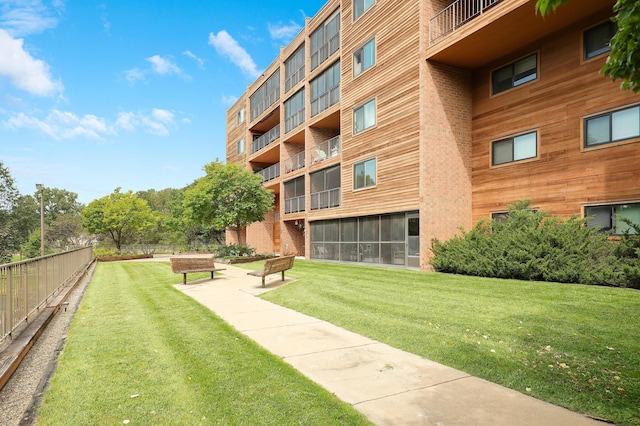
[{"left": 226, "top": 0, "right": 640, "bottom": 270}]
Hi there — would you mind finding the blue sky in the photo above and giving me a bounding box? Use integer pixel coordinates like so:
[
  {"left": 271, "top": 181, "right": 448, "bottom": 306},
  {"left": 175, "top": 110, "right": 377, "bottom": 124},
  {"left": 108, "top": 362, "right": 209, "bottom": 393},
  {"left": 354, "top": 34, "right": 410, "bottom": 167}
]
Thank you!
[{"left": 0, "top": 0, "right": 325, "bottom": 204}]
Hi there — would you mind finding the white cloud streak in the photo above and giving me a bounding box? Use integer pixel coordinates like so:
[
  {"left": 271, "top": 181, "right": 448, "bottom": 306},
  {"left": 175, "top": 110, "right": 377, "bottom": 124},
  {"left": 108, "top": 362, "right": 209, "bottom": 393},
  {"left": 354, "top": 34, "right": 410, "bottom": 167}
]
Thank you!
[
  {"left": 268, "top": 21, "right": 302, "bottom": 43},
  {"left": 0, "top": 29, "right": 63, "bottom": 96},
  {"left": 146, "top": 55, "right": 182, "bottom": 75},
  {"left": 3, "top": 108, "right": 184, "bottom": 139},
  {"left": 183, "top": 50, "right": 205, "bottom": 68},
  {"left": 0, "top": 0, "right": 61, "bottom": 37},
  {"left": 208, "top": 30, "right": 260, "bottom": 79}
]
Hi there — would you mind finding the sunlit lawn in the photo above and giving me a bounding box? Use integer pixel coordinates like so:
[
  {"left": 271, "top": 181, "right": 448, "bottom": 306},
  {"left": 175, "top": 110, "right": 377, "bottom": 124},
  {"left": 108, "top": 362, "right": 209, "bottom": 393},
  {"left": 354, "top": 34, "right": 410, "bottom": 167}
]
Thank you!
[
  {"left": 36, "top": 261, "right": 371, "bottom": 425},
  {"left": 238, "top": 260, "right": 640, "bottom": 426}
]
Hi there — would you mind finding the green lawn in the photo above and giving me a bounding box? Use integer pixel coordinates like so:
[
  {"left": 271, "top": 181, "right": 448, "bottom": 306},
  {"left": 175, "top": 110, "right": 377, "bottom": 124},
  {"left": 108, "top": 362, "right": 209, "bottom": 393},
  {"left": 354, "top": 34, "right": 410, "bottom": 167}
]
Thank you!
[
  {"left": 246, "top": 260, "right": 640, "bottom": 426},
  {"left": 36, "top": 261, "right": 371, "bottom": 425}
]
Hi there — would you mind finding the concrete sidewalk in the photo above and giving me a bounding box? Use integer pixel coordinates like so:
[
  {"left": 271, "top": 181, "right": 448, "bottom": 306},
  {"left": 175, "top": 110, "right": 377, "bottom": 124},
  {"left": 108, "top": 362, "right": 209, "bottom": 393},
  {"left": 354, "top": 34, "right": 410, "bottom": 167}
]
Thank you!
[{"left": 175, "top": 262, "right": 604, "bottom": 426}]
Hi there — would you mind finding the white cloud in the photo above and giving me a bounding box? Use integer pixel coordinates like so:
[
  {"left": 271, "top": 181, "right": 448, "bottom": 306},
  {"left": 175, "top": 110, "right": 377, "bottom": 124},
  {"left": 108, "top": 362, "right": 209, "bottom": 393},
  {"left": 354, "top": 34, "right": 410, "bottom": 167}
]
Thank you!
[
  {"left": 0, "top": 0, "right": 60, "bottom": 37},
  {"left": 3, "top": 108, "right": 183, "bottom": 139},
  {"left": 0, "top": 29, "right": 63, "bottom": 96},
  {"left": 122, "top": 67, "right": 145, "bottom": 84},
  {"left": 146, "top": 55, "right": 181, "bottom": 75},
  {"left": 208, "top": 30, "right": 260, "bottom": 79},
  {"left": 151, "top": 108, "right": 174, "bottom": 124},
  {"left": 183, "top": 50, "right": 205, "bottom": 68},
  {"left": 268, "top": 21, "right": 302, "bottom": 43}
]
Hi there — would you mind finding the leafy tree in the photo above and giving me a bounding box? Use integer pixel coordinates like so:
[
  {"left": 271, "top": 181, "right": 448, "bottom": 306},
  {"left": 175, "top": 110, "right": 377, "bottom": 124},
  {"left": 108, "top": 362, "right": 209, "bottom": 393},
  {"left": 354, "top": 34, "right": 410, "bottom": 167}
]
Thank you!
[
  {"left": 13, "top": 195, "right": 40, "bottom": 251},
  {"left": 182, "top": 161, "right": 274, "bottom": 244},
  {"left": 0, "top": 161, "right": 19, "bottom": 263},
  {"left": 41, "top": 187, "right": 83, "bottom": 225},
  {"left": 536, "top": 0, "right": 640, "bottom": 92},
  {"left": 81, "top": 188, "right": 155, "bottom": 252}
]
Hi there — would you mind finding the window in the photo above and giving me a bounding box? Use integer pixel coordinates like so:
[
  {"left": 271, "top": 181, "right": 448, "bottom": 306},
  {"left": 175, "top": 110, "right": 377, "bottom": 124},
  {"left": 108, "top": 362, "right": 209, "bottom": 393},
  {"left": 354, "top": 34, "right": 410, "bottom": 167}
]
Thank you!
[
  {"left": 354, "top": 0, "right": 374, "bottom": 20},
  {"left": 284, "top": 89, "right": 305, "bottom": 133},
  {"left": 310, "top": 11, "right": 340, "bottom": 70},
  {"left": 353, "top": 99, "right": 376, "bottom": 134},
  {"left": 584, "top": 21, "right": 616, "bottom": 60},
  {"left": 492, "top": 53, "right": 537, "bottom": 95},
  {"left": 492, "top": 131, "right": 537, "bottom": 166},
  {"left": 310, "top": 165, "right": 340, "bottom": 210},
  {"left": 237, "top": 108, "right": 244, "bottom": 125},
  {"left": 236, "top": 139, "right": 244, "bottom": 155},
  {"left": 585, "top": 203, "right": 640, "bottom": 235},
  {"left": 249, "top": 70, "right": 280, "bottom": 121},
  {"left": 284, "top": 176, "right": 305, "bottom": 214},
  {"left": 585, "top": 104, "right": 640, "bottom": 147},
  {"left": 353, "top": 38, "right": 375, "bottom": 77},
  {"left": 285, "top": 45, "right": 305, "bottom": 92},
  {"left": 354, "top": 158, "right": 376, "bottom": 189},
  {"left": 311, "top": 61, "right": 340, "bottom": 116}
]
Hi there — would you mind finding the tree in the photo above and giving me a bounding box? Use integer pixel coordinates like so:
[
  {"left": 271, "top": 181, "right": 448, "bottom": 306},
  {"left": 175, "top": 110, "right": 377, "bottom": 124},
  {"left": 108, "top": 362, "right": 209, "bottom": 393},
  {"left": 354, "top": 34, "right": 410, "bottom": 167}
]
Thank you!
[
  {"left": 182, "top": 161, "right": 274, "bottom": 245},
  {"left": 536, "top": 0, "right": 640, "bottom": 92},
  {"left": 81, "top": 188, "right": 155, "bottom": 252},
  {"left": 0, "top": 161, "right": 19, "bottom": 263}
]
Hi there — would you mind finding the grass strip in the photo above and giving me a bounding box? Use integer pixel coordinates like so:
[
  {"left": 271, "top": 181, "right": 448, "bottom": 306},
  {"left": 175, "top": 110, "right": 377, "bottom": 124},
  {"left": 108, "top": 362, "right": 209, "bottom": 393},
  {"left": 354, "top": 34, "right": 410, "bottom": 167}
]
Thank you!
[
  {"left": 245, "top": 260, "right": 640, "bottom": 426},
  {"left": 36, "top": 261, "right": 371, "bottom": 425}
]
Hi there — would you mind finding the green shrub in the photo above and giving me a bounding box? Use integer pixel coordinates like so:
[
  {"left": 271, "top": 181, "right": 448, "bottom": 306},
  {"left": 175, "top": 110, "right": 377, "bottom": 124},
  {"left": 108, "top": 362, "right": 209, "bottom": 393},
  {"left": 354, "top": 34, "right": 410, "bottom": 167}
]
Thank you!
[
  {"left": 213, "top": 244, "right": 256, "bottom": 257},
  {"left": 93, "top": 247, "right": 119, "bottom": 258},
  {"left": 431, "top": 200, "right": 640, "bottom": 288}
]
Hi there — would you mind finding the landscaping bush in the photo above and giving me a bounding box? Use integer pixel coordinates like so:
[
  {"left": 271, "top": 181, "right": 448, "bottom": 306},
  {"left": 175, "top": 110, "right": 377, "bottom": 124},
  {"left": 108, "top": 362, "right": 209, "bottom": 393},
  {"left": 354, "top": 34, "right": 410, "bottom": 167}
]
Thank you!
[
  {"left": 430, "top": 200, "right": 640, "bottom": 288},
  {"left": 213, "top": 244, "right": 256, "bottom": 257}
]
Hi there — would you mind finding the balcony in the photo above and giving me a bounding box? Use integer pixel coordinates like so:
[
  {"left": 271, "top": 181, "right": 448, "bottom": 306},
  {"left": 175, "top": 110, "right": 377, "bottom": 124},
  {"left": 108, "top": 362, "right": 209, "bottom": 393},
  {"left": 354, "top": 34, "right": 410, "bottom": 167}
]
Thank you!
[
  {"left": 430, "top": 0, "right": 502, "bottom": 44},
  {"left": 283, "top": 151, "right": 305, "bottom": 174},
  {"left": 251, "top": 124, "right": 280, "bottom": 154},
  {"left": 311, "top": 32, "right": 340, "bottom": 70},
  {"left": 285, "top": 109, "right": 305, "bottom": 134},
  {"left": 284, "top": 195, "right": 305, "bottom": 214},
  {"left": 311, "top": 85, "right": 340, "bottom": 117},
  {"left": 257, "top": 163, "right": 280, "bottom": 182},
  {"left": 311, "top": 135, "right": 340, "bottom": 165},
  {"left": 285, "top": 66, "right": 304, "bottom": 92},
  {"left": 310, "top": 188, "right": 340, "bottom": 210}
]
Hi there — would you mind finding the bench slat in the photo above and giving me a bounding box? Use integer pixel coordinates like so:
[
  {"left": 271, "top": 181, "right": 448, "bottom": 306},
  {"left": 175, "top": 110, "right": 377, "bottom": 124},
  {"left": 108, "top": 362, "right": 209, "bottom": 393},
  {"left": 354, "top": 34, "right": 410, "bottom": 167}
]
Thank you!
[
  {"left": 247, "top": 256, "right": 295, "bottom": 287},
  {"left": 170, "top": 257, "right": 225, "bottom": 285}
]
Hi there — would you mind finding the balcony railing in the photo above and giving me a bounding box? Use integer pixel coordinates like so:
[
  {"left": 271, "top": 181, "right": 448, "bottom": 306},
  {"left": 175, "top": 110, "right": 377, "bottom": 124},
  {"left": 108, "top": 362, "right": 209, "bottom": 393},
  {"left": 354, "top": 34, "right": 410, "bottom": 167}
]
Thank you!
[
  {"left": 251, "top": 124, "right": 280, "bottom": 154},
  {"left": 311, "top": 32, "right": 340, "bottom": 70},
  {"left": 285, "top": 109, "right": 305, "bottom": 133},
  {"left": 430, "top": 0, "right": 502, "bottom": 44},
  {"left": 250, "top": 88, "right": 280, "bottom": 122},
  {"left": 311, "top": 135, "right": 340, "bottom": 164},
  {"left": 310, "top": 188, "right": 340, "bottom": 210},
  {"left": 257, "top": 163, "right": 280, "bottom": 182},
  {"left": 284, "top": 195, "right": 305, "bottom": 214},
  {"left": 283, "top": 151, "right": 305, "bottom": 174},
  {"left": 285, "top": 66, "right": 304, "bottom": 92},
  {"left": 311, "top": 85, "right": 340, "bottom": 117}
]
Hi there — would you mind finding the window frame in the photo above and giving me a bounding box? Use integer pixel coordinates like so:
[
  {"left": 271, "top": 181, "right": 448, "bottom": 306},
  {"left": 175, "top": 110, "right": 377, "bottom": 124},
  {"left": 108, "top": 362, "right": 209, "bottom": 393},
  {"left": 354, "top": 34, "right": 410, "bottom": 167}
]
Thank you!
[
  {"left": 583, "top": 103, "right": 640, "bottom": 149},
  {"left": 491, "top": 52, "right": 538, "bottom": 96},
  {"left": 583, "top": 20, "right": 616, "bottom": 61},
  {"left": 353, "top": 0, "right": 375, "bottom": 21},
  {"left": 353, "top": 38, "right": 376, "bottom": 78},
  {"left": 353, "top": 98, "right": 376, "bottom": 134},
  {"left": 236, "top": 138, "right": 244, "bottom": 155},
  {"left": 490, "top": 130, "right": 539, "bottom": 167},
  {"left": 584, "top": 202, "right": 640, "bottom": 235},
  {"left": 237, "top": 108, "right": 244, "bottom": 125},
  {"left": 284, "top": 44, "right": 305, "bottom": 93},
  {"left": 353, "top": 158, "right": 376, "bottom": 190}
]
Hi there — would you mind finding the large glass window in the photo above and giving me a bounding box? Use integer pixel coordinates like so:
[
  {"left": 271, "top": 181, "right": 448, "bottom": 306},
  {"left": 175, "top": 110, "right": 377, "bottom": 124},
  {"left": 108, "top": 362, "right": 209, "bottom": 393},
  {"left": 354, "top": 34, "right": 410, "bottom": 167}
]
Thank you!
[
  {"left": 585, "top": 203, "right": 640, "bottom": 235},
  {"left": 584, "top": 21, "right": 616, "bottom": 60},
  {"left": 310, "top": 11, "right": 340, "bottom": 71},
  {"left": 354, "top": 99, "right": 376, "bottom": 134},
  {"left": 249, "top": 70, "right": 280, "bottom": 121},
  {"left": 585, "top": 105, "right": 640, "bottom": 147},
  {"left": 354, "top": 0, "right": 374, "bottom": 20},
  {"left": 353, "top": 38, "right": 375, "bottom": 77},
  {"left": 492, "top": 53, "right": 537, "bottom": 95},
  {"left": 285, "top": 45, "right": 305, "bottom": 92},
  {"left": 284, "top": 89, "right": 305, "bottom": 133},
  {"left": 310, "top": 61, "right": 340, "bottom": 116},
  {"left": 237, "top": 108, "right": 244, "bottom": 125},
  {"left": 236, "top": 139, "right": 244, "bottom": 155},
  {"left": 310, "top": 165, "right": 340, "bottom": 210},
  {"left": 284, "top": 176, "right": 305, "bottom": 214},
  {"left": 492, "top": 131, "right": 537, "bottom": 166},
  {"left": 354, "top": 158, "right": 376, "bottom": 189}
]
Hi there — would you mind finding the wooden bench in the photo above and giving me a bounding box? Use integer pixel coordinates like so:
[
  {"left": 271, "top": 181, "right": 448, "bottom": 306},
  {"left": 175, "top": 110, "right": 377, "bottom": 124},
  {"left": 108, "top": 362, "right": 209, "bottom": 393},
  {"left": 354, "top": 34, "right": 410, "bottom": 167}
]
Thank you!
[
  {"left": 247, "top": 255, "right": 295, "bottom": 287},
  {"left": 170, "top": 257, "right": 225, "bottom": 285}
]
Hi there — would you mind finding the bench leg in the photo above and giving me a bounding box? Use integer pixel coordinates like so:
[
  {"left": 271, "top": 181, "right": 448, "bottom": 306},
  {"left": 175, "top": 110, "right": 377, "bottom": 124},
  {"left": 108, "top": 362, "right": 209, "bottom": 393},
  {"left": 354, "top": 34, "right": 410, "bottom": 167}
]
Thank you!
[
  {"left": 262, "top": 276, "right": 266, "bottom": 288},
  {"left": 183, "top": 273, "right": 187, "bottom": 285},
  {"left": 281, "top": 270, "right": 285, "bottom": 281},
  {"left": 211, "top": 271, "right": 214, "bottom": 280}
]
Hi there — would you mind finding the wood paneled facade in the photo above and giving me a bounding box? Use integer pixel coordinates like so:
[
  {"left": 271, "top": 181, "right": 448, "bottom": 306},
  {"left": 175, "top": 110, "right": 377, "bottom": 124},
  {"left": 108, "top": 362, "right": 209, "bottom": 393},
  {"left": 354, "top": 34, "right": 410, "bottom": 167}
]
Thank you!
[{"left": 226, "top": 0, "right": 640, "bottom": 270}]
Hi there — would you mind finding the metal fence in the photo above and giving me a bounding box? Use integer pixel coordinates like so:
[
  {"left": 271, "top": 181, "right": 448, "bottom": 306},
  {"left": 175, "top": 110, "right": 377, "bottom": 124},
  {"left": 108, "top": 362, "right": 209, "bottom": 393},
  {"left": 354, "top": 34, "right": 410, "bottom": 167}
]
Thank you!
[
  {"left": 0, "top": 247, "right": 93, "bottom": 342},
  {"left": 429, "top": 0, "right": 502, "bottom": 44}
]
